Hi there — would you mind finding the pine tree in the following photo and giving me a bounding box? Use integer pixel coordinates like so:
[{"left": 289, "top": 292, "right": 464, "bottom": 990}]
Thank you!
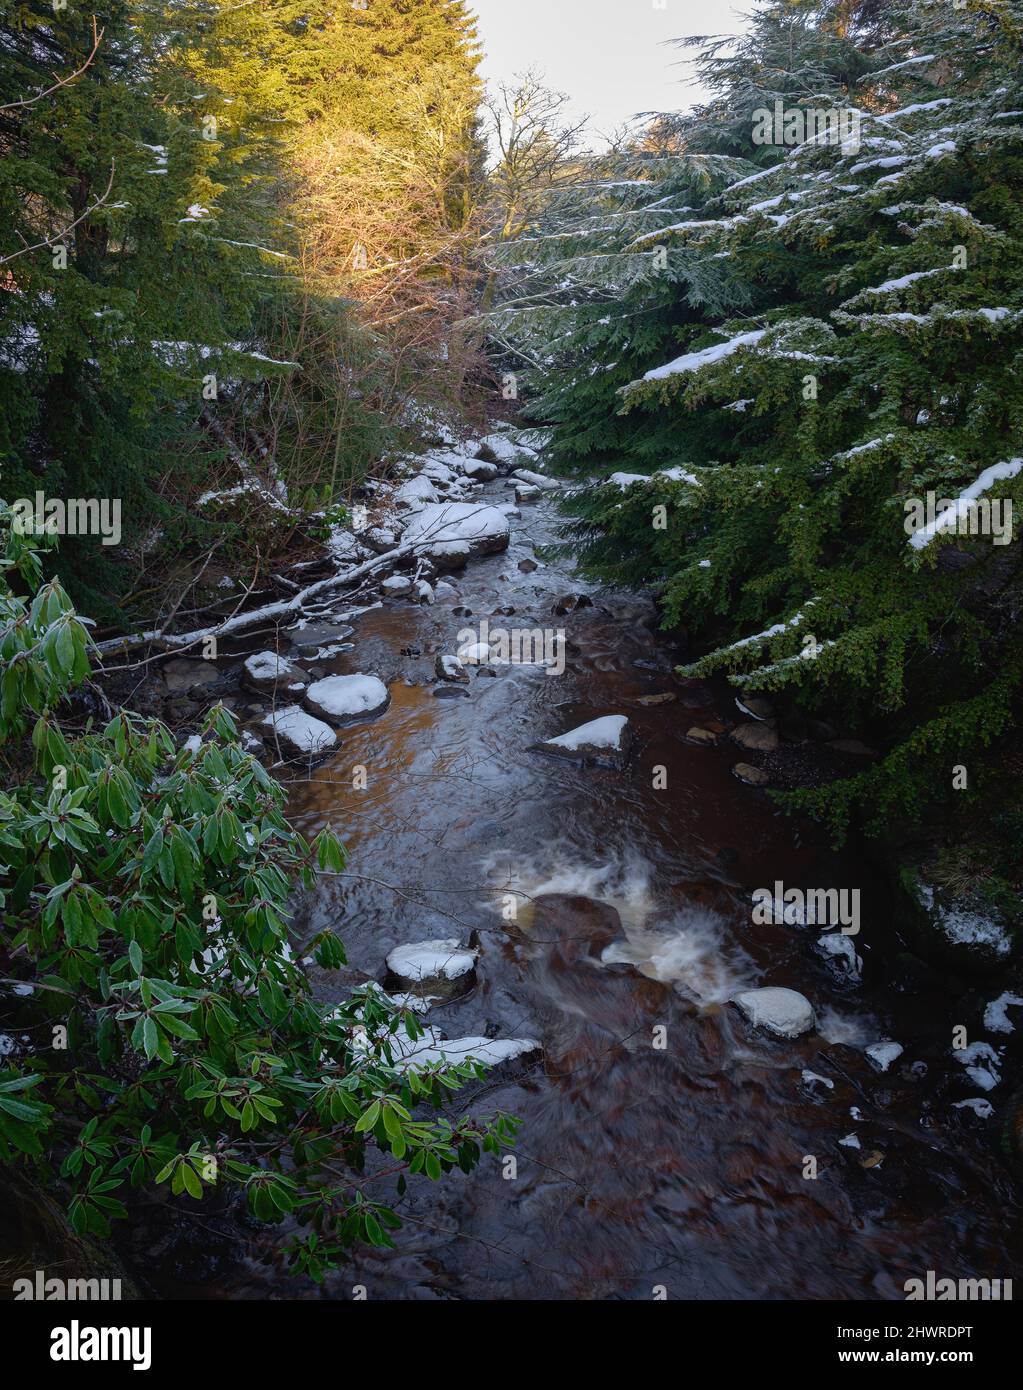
[
  {"left": 493, "top": 0, "right": 1023, "bottom": 847},
  {"left": 0, "top": 0, "right": 295, "bottom": 615}
]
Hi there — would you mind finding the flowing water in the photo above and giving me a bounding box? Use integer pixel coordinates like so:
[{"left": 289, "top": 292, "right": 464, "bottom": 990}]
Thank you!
[{"left": 225, "top": 480, "right": 1021, "bottom": 1300}]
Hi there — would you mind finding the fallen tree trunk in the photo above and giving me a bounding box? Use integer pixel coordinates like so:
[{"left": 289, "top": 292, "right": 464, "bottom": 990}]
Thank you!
[{"left": 93, "top": 542, "right": 414, "bottom": 664}]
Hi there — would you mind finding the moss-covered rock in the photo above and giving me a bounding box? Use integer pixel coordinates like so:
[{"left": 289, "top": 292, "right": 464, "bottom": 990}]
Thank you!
[{"left": 896, "top": 858, "right": 1020, "bottom": 975}]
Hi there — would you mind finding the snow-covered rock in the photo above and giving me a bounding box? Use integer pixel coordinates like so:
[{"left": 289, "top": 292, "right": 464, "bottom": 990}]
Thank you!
[
  {"left": 953, "top": 1040, "right": 1001, "bottom": 1091},
  {"left": 984, "top": 991, "right": 1023, "bottom": 1034},
  {"left": 420, "top": 459, "right": 458, "bottom": 487},
  {"left": 242, "top": 650, "right": 306, "bottom": 694},
  {"left": 512, "top": 467, "right": 558, "bottom": 491},
  {"left": 304, "top": 674, "right": 390, "bottom": 724},
  {"left": 460, "top": 457, "right": 499, "bottom": 481},
  {"left": 393, "top": 475, "right": 439, "bottom": 508},
  {"left": 435, "top": 653, "right": 469, "bottom": 683},
  {"left": 802, "top": 1069, "right": 835, "bottom": 1092},
  {"left": 953, "top": 1097, "right": 994, "bottom": 1118},
  {"left": 401, "top": 501, "right": 510, "bottom": 567},
  {"left": 326, "top": 527, "right": 371, "bottom": 564},
  {"left": 381, "top": 574, "right": 413, "bottom": 596},
  {"left": 262, "top": 705, "right": 338, "bottom": 756},
  {"left": 363, "top": 526, "right": 399, "bottom": 554},
  {"left": 386, "top": 938, "right": 478, "bottom": 984},
  {"left": 398, "top": 1033, "right": 540, "bottom": 1071},
  {"left": 478, "top": 432, "right": 535, "bottom": 468},
  {"left": 865, "top": 1041, "right": 903, "bottom": 1072},
  {"left": 457, "top": 640, "right": 491, "bottom": 665},
  {"left": 900, "top": 862, "right": 1018, "bottom": 971},
  {"left": 385, "top": 938, "right": 479, "bottom": 999},
  {"left": 815, "top": 932, "right": 862, "bottom": 981},
  {"left": 732, "top": 986, "right": 815, "bottom": 1038},
  {"left": 539, "top": 715, "right": 631, "bottom": 765}
]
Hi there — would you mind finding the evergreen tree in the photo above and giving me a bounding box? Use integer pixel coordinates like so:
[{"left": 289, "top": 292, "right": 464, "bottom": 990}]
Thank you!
[
  {"left": 493, "top": 0, "right": 1023, "bottom": 847},
  {"left": 0, "top": 0, "right": 295, "bottom": 615}
]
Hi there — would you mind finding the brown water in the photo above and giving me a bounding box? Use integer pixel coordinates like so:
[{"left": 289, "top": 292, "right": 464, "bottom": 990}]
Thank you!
[{"left": 234, "top": 482, "right": 1021, "bottom": 1300}]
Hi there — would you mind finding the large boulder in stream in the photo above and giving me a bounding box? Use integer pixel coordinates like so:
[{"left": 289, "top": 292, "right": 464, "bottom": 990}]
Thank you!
[
  {"left": 536, "top": 714, "right": 631, "bottom": 768},
  {"left": 401, "top": 501, "right": 510, "bottom": 570},
  {"left": 304, "top": 673, "right": 390, "bottom": 725},
  {"left": 529, "top": 894, "right": 622, "bottom": 965}
]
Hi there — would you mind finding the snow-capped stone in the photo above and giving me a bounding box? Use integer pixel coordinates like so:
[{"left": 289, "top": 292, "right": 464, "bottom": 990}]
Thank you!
[
  {"left": 435, "top": 654, "right": 469, "bottom": 683},
  {"left": 399, "top": 1034, "right": 541, "bottom": 1071},
  {"left": 393, "top": 475, "right": 440, "bottom": 507},
  {"left": 984, "top": 991, "right": 1023, "bottom": 1034},
  {"left": 243, "top": 649, "right": 306, "bottom": 693},
  {"left": 363, "top": 526, "right": 399, "bottom": 554},
  {"left": 415, "top": 579, "right": 434, "bottom": 604},
  {"left": 902, "top": 868, "right": 1017, "bottom": 970},
  {"left": 381, "top": 574, "right": 413, "bottom": 596},
  {"left": 401, "top": 501, "right": 510, "bottom": 567},
  {"left": 386, "top": 938, "right": 478, "bottom": 983},
  {"left": 512, "top": 467, "right": 558, "bottom": 491},
  {"left": 385, "top": 938, "right": 479, "bottom": 999},
  {"left": 865, "top": 1041, "right": 904, "bottom": 1072},
  {"left": 802, "top": 1069, "right": 835, "bottom": 1091},
  {"left": 816, "top": 932, "right": 862, "bottom": 981},
  {"left": 953, "top": 1097, "right": 994, "bottom": 1118},
  {"left": 460, "top": 457, "right": 499, "bottom": 481},
  {"left": 732, "top": 986, "right": 815, "bottom": 1038},
  {"left": 420, "top": 458, "right": 458, "bottom": 486},
  {"left": 262, "top": 705, "right": 338, "bottom": 756},
  {"left": 326, "top": 527, "right": 371, "bottom": 564},
  {"left": 953, "top": 1041, "right": 1001, "bottom": 1090},
  {"left": 304, "top": 673, "right": 390, "bottom": 724},
  {"left": 478, "top": 432, "right": 535, "bottom": 467},
  {"left": 539, "top": 715, "right": 630, "bottom": 764},
  {"left": 457, "top": 640, "right": 491, "bottom": 665},
  {"left": 515, "top": 483, "right": 541, "bottom": 502}
]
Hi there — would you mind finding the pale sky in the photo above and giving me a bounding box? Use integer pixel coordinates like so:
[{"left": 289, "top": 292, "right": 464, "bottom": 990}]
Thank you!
[{"left": 469, "top": 0, "right": 752, "bottom": 146}]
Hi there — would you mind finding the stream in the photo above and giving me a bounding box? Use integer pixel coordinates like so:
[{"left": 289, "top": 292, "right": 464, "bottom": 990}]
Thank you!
[{"left": 214, "top": 476, "right": 1021, "bottom": 1301}]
